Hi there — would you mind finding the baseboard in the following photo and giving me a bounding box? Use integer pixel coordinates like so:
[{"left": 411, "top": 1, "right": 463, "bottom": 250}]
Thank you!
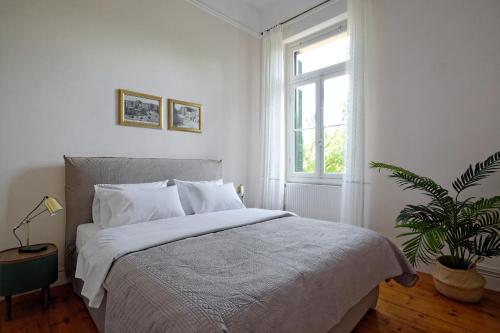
[
  {"left": 477, "top": 264, "right": 500, "bottom": 278},
  {"left": 477, "top": 264, "right": 500, "bottom": 291},
  {"left": 417, "top": 263, "right": 500, "bottom": 292}
]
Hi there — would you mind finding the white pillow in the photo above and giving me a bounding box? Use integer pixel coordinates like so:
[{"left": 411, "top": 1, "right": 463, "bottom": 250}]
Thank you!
[
  {"left": 95, "top": 186, "right": 185, "bottom": 229},
  {"left": 94, "top": 180, "right": 168, "bottom": 190},
  {"left": 189, "top": 182, "right": 245, "bottom": 214},
  {"left": 174, "top": 179, "right": 223, "bottom": 215},
  {"left": 92, "top": 180, "right": 168, "bottom": 224}
]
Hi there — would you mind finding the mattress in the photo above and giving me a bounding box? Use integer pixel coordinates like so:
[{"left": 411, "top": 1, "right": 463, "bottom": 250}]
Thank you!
[{"left": 76, "top": 223, "right": 101, "bottom": 253}]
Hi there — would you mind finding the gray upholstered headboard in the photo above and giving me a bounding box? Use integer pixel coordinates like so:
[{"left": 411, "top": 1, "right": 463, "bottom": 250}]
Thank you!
[{"left": 64, "top": 156, "right": 222, "bottom": 277}]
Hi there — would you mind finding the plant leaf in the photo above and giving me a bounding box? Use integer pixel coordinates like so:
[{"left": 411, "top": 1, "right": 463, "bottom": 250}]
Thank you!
[
  {"left": 399, "top": 225, "right": 445, "bottom": 266},
  {"left": 452, "top": 151, "right": 500, "bottom": 195},
  {"left": 370, "top": 162, "right": 455, "bottom": 215},
  {"left": 469, "top": 234, "right": 500, "bottom": 258}
]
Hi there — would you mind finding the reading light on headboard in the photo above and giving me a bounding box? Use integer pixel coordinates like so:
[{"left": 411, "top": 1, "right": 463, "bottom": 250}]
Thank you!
[{"left": 237, "top": 184, "right": 245, "bottom": 200}]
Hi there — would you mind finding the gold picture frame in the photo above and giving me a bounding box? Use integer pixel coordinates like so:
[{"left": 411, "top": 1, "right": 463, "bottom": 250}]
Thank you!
[
  {"left": 118, "top": 89, "right": 163, "bottom": 129},
  {"left": 168, "top": 99, "right": 202, "bottom": 133}
]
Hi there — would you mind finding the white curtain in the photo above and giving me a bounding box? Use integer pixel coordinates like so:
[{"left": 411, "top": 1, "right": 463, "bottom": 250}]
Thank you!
[
  {"left": 340, "top": 0, "right": 371, "bottom": 227},
  {"left": 259, "top": 26, "right": 285, "bottom": 210}
]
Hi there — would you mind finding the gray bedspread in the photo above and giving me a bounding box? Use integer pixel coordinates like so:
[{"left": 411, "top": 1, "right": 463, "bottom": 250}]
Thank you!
[{"left": 104, "top": 216, "right": 416, "bottom": 333}]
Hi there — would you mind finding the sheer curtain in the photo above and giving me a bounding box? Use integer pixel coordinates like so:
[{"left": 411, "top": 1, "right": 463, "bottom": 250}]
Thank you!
[
  {"left": 259, "top": 26, "right": 285, "bottom": 210},
  {"left": 340, "top": 0, "right": 371, "bottom": 227}
]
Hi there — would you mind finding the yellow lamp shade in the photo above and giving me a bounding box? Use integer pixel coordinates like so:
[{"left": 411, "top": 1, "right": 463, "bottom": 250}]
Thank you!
[{"left": 44, "top": 196, "right": 63, "bottom": 215}]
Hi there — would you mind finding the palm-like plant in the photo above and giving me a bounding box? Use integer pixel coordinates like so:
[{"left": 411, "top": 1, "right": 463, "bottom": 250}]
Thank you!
[{"left": 370, "top": 151, "right": 500, "bottom": 269}]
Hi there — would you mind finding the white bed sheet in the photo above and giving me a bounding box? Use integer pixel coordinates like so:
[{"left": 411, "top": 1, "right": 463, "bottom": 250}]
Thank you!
[{"left": 76, "top": 223, "right": 101, "bottom": 253}]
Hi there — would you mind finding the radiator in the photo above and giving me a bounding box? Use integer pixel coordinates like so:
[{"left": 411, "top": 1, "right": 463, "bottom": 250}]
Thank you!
[{"left": 284, "top": 183, "right": 342, "bottom": 221}]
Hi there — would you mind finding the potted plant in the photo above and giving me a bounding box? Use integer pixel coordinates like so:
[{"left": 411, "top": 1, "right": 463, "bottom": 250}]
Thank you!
[{"left": 370, "top": 151, "right": 500, "bottom": 302}]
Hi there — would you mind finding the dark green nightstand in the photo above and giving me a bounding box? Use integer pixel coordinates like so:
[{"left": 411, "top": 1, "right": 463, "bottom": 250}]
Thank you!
[{"left": 0, "top": 243, "right": 58, "bottom": 321}]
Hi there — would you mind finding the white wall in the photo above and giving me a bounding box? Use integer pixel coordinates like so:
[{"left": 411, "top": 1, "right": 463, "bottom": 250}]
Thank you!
[
  {"left": 0, "top": 0, "right": 260, "bottom": 282},
  {"left": 364, "top": 0, "right": 500, "bottom": 286}
]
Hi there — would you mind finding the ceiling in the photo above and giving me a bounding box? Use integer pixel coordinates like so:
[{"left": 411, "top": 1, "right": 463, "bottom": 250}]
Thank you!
[
  {"left": 238, "top": 0, "right": 279, "bottom": 11},
  {"left": 190, "top": 0, "right": 328, "bottom": 37}
]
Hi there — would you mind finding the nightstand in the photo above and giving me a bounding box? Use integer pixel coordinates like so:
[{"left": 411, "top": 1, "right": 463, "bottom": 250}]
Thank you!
[{"left": 0, "top": 243, "right": 58, "bottom": 321}]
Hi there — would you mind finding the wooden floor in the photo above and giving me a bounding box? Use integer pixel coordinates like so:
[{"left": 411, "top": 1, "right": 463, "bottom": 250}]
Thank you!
[{"left": 0, "top": 272, "right": 498, "bottom": 333}]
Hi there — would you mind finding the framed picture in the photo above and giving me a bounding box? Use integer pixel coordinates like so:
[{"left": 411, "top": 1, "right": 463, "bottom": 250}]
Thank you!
[
  {"left": 118, "top": 89, "right": 163, "bottom": 129},
  {"left": 168, "top": 99, "right": 202, "bottom": 133}
]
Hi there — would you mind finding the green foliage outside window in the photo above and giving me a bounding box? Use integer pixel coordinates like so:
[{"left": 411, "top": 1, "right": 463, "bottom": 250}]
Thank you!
[
  {"left": 324, "top": 127, "right": 345, "bottom": 173},
  {"left": 301, "top": 137, "right": 315, "bottom": 173},
  {"left": 296, "top": 127, "right": 345, "bottom": 174}
]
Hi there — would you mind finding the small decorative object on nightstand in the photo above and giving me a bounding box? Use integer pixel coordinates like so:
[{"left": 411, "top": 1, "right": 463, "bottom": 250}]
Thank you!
[{"left": 0, "top": 243, "right": 58, "bottom": 320}]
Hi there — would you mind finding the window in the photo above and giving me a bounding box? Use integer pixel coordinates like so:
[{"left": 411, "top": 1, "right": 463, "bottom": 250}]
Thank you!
[{"left": 287, "top": 22, "right": 349, "bottom": 184}]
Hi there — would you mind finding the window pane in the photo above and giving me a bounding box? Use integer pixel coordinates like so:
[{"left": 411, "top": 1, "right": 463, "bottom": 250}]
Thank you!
[
  {"left": 294, "top": 129, "right": 316, "bottom": 173},
  {"left": 295, "top": 32, "right": 349, "bottom": 75},
  {"left": 324, "top": 126, "right": 345, "bottom": 174},
  {"left": 324, "top": 75, "right": 348, "bottom": 127},
  {"left": 295, "top": 83, "right": 316, "bottom": 129}
]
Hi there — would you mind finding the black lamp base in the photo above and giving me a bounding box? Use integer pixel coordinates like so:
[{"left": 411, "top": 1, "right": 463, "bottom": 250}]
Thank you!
[{"left": 18, "top": 244, "right": 48, "bottom": 253}]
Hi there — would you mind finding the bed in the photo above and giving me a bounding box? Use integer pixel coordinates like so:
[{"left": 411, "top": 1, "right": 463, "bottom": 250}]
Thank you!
[{"left": 64, "top": 156, "right": 416, "bottom": 333}]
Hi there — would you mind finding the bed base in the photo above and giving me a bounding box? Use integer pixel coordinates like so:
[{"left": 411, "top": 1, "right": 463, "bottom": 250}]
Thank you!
[{"left": 73, "top": 278, "right": 378, "bottom": 333}]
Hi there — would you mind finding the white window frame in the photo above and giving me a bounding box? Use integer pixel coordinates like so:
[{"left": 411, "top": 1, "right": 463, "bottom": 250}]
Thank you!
[{"left": 285, "top": 21, "right": 348, "bottom": 185}]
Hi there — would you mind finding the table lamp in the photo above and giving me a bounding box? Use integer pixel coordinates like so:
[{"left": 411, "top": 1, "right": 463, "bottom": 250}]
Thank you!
[{"left": 12, "top": 196, "right": 63, "bottom": 253}]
